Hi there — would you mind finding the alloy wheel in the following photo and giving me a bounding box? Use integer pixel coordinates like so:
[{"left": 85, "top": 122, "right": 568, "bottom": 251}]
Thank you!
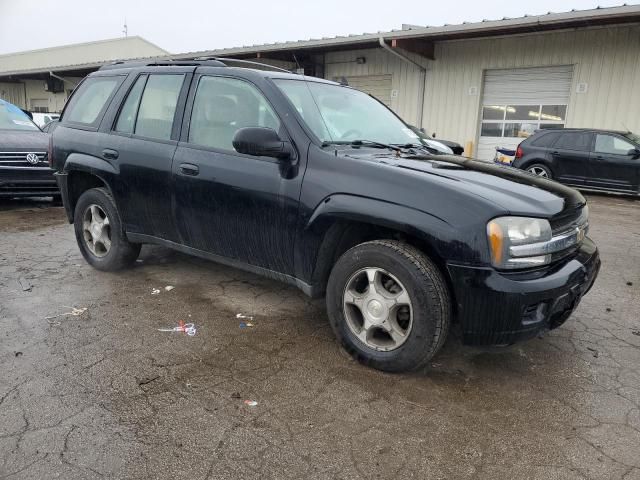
[
  {"left": 527, "top": 166, "right": 549, "bottom": 177},
  {"left": 82, "top": 204, "right": 112, "bottom": 257},
  {"left": 342, "top": 267, "right": 413, "bottom": 352}
]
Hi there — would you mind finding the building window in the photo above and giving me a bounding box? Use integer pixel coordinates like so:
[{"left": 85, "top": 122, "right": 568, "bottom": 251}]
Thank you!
[{"left": 480, "top": 104, "right": 566, "bottom": 138}]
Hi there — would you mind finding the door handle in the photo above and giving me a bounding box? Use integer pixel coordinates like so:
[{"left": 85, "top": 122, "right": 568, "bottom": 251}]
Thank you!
[
  {"left": 102, "top": 148, "right": 119, "bottom": 160},
  {"left": 179, "top": 163, "right": 199, "bottom": 176},
  {"left": 551, "top": 151, "right": 559, "bottom": 155}
]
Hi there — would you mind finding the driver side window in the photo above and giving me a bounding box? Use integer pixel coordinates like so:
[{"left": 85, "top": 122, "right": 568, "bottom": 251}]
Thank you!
[
  {"left": 189, "top": 76, "right": 280, "bottom": 152},
  {"left": 595, "top": 134, "right": 635, "bottom": 156}
]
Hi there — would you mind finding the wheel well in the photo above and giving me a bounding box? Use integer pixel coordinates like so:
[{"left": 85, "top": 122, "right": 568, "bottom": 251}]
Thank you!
[
  {"left": 312, "top": 220, "right": 457, "bottom": 316},
  {"left": 67, "top": 171, "right": 108, "bottom": 221}
]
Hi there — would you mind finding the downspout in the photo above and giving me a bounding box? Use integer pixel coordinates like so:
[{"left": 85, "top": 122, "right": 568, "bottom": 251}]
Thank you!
[
  {"left": 378, "top": 37, "right": 427, "bottom": 128},
  {"left": 49, "top": 71, "right": 79, "bottom": 86}
]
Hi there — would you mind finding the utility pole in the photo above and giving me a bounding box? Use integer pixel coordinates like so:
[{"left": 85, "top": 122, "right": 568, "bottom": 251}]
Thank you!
[{"left": 123, "top": 19, "right": 128, "bottom": 37}]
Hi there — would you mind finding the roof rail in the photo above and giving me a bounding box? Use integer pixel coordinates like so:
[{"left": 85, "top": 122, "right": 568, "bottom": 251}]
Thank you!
[
  {"left": 99, "top": 59, "right": 226, "bottom": 70},
  {"left": 98, "top": 57, "right": 296, "bottom": 74},
  {"left": 192, "top": 57, "right": 295, "bottom": 73}
]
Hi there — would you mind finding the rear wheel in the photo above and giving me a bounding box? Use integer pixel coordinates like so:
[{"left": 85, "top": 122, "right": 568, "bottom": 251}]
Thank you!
[
  {"left": 73, "top": 187, "right": 140, "bottom": 271},
  {"left": 326, "top": 240, "right": 451, "bottom": 372},
  {"left": 526, "top": 163, "right": 553, "bottom": 179}
]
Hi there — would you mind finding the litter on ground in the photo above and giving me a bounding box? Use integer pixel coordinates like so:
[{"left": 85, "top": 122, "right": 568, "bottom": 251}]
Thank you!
[
  {"left": 236, "top": 313, "right": 253, "bottom": 320},
  {"left": 164, "top": 285, "right": 174, "bottom": 291},
  {"left": 151, "top": 288, "right": 161, "bottom": 295},
  {"left": 244, "top": 400, "right": 258, "bottom": 407},
  {"left": 158, "top": 320, "right": 196, "bottom": 336},
  {"left": 45, "top": 307, "right": 88, "bottom": 326},
  {"left": 239, "top": 322, "right": 254, "bottom": 328}
]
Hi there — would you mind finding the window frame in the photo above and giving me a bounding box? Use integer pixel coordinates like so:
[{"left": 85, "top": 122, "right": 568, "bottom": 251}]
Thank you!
[
  {"left": 180, "top": 73, "right": 291, "bottom": 162},
  {"left": 108, "top": 71, "right": 192, "bottom": 144},
  {"left": 480, "top": 104, "right": 567, "bottom": 139},
  {"left": 61, "top": 74, "right": 126, "bottom": 131},
  {"left": 594, "top": 133, "right": 637, "bottom": 156}
]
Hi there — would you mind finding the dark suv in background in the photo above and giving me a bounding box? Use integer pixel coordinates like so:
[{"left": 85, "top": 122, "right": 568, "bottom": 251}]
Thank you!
[
  {"left": 513, "top": 128, "right": 640, "bottom": 194},
  {"left": 51, "top": 60, "right": 599, "bottom": 372}
]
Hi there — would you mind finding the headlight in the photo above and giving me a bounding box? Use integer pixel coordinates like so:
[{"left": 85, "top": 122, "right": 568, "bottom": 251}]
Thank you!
[{"left": 487, "top": 217, "right": 553, "bottom": 269}]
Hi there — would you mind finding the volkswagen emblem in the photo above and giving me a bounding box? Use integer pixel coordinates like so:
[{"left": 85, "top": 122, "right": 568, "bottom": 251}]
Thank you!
[{"left": 26, "top": 153, "right": 39, "bottom": 165}]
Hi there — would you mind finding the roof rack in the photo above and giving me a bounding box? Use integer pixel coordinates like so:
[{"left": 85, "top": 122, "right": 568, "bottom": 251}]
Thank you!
[
  {"left": 99, "top": 57, "right": 296, "bottom": 74},
  {"left": 99, "top": 59, "right": 226, "bottom": 70},
  {"left": 193, "top": 57, "right": 295, "bottom": 73}
]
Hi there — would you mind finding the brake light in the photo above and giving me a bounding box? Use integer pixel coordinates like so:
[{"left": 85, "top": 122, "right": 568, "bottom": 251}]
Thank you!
[
  {"left": 48, "top": 135, "right": 54, "bottom": 168},
  {"left": 515, "top": 145, "right": 523, "bottom": 159}
]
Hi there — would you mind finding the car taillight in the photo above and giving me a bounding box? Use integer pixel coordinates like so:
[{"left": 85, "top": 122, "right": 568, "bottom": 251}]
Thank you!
[
  {"left": 515, "top": 145, "right": 523, "bottom": 159},
  {"left": 48, "top": 135, "right": 54, "bottom": 168}
]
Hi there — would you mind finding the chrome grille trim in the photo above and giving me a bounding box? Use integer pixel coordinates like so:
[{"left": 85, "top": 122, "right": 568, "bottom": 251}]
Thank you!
[{"left": 0, "top": 151, "right": 48, "bottom": 165}]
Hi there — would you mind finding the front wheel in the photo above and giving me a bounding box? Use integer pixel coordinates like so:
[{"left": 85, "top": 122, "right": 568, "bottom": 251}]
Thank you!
[
  {"left": 73, "top": 187, "right": 140, "bottom": 271},
  {"left": 326, "top": 240, "right": 451, "bottom": 372}
]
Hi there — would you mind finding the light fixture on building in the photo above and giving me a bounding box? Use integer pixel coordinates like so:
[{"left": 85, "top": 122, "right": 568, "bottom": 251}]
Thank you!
[{"left": 356, "top": 57, "right": 366, "bottom": 64}]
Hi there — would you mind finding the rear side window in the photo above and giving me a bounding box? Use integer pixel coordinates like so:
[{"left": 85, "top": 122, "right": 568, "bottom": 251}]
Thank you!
[
  {"left": 115, "top": 75, "right": 147, "bottom": 133},
  {"left": 64, "top": 76, "right": 120, "bottom": 126},
  {"left": 135, "top": 74, "right": 184, "bottom": 140},
  {"left": 554, "top": 132, "right": 592, "bottom": 152},
  {"left": 530, "top": 131, "right": 561, "bottom": 148}
]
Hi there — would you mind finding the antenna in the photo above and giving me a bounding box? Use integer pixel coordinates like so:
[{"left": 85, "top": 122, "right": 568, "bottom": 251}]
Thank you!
[{"left": 122, "top": 19, "right": 128, "bottom": 37}]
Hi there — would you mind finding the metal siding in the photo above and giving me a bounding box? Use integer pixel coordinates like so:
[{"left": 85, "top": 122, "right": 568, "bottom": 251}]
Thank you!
[
  {"left": 0, "top": 82, "right": 26, "bottom": 108},
  {"left": 422, "top": 25, "right": 640, "bottom": 156},
  {"left": 324, "top": 47, "right": 427, "bottom": 125},
  {"left": 344, "top": 74, "right": 393, "bottom": 106}
]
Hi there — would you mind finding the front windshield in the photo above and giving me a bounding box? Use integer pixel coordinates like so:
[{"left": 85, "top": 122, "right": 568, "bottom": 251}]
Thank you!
[
  {"left": 623, "top": 132, "right": 640, "bottom": 144},
  {"left": 0, "top": 99, "right": 39, "bottom": 131},
  {"left": 274, "top": 79, "right": 420, "bottom": 145}
]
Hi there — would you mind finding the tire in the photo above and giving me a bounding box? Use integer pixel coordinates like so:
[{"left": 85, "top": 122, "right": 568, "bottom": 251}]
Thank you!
[
  {"left": 73, "top": 187, "right": 141, "bottom": 271},
  {"left": 326, "top": 240, "right": 451, "bottom": 372},
  {"left": 525, "top": 163, "right": 553, "bottom": 179}
]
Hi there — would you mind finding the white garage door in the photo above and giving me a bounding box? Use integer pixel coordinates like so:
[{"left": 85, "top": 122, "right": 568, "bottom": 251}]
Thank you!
[
  {"left": 344, "top": 74, "right": 393, "bottom": 107},
  {"left": 477, "top": 65, "right": 573, "bottom": 161}
]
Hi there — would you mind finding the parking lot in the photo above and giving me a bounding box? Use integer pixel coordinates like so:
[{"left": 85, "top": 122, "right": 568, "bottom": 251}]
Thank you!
[{"left": 0, "top": 193, "right": 638, "bottom": 479}]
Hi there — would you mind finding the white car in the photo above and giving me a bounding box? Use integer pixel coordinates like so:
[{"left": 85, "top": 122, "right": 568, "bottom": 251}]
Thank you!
[{"left": 31, "top": 112, "right": 60, "bottom": 129}]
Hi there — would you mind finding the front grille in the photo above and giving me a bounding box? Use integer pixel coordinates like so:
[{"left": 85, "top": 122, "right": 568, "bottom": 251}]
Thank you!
[
  {"left": 0, "top": 151, "right": 48, "bottom": 166},
  {"left": 550, "top": 206, "right": 586, "bottom": 235}
]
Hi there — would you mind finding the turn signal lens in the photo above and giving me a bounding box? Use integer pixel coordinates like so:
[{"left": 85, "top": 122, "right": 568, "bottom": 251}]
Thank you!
[{"left": 488, "top": 221, "right": 504, "bottom": 265}]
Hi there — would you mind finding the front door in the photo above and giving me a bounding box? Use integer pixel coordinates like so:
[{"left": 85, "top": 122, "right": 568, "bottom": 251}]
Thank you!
[
  {"left": 172, "top": 74, "right": 302, "bottom": 275},
  {"left": 587, "top": 133, "right": 640, "bottom": 192},
  {"left": 550, "top": 131, "right": 593, "bottom": 186},
  {"left": 105, "top": 71, "right": 189, "bottom": 241}
]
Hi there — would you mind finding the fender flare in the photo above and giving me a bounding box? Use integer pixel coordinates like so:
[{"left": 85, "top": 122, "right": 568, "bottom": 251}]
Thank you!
[{"left": 299, "top": 194, "right": 456, "bottom": 294}]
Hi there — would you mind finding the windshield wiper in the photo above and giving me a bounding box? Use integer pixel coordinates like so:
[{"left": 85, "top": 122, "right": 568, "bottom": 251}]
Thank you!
[{"left": 321, "top": 139, "right": 402, "bottom": 152}]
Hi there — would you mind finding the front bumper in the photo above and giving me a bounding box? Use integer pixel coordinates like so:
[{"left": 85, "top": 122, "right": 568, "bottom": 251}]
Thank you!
[
  {"left": 0, "top": 166, "right": 59, "bottom": 197},
  {"left": 447, "top": 237, "right": 600, "bottom": 346}
]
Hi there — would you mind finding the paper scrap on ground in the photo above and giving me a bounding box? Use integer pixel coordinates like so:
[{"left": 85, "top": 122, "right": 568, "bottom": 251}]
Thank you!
[
  {"left": 236, "top": 313, "right": 253, "bottom": 320},
  {"left": 164, "top": 286, "right": 174, "bottom": 291},
  {"left": 158, "top": 320, "right": 196, "bottom": 336},
  {"left": 151, "top": 288, "right": 161, "bottom": 295},
  {"left": 244, "top": 400, "right": 258, "bottom": 407},
  {"left": 45, "top": 307, "right": 88, "bottom": 325}
]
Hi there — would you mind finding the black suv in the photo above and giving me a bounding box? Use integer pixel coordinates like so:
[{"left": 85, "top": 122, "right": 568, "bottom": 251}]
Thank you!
[
  {"left": 51, "top": 60, "right": 600, "bottom": 372},
  {"left": 513, "top": 128, "right": 640, "bottom": 194}
]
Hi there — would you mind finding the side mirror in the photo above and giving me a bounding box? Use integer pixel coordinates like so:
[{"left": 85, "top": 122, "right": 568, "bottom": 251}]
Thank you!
[
  {"left": 232, "top": 127, "right": 293, "bottom": 160},
  {"left": 627, "top": 148, "right": 640, "bottom": 158}
]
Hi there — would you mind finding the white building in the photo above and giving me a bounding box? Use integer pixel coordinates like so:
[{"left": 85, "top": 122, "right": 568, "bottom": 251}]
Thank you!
[
  {"left": 1, "top": 5, "right": 639, "bottom": 160},
  {"left": 0, "top": 36, "right": 168, "bottom": 114}
]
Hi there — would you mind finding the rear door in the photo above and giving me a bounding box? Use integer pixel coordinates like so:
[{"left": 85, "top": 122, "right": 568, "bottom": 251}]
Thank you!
[
  {"left": 549, "top": 131, "right": 593, "bottom": 186},
  {"left": 172, "top": 73, "right": 302, "bottom": 274},
  {"left": 587, "top": 133, "right": 640, "bottom": 192},
  {"left": 102, "top": 68, "right": 192, "bottom": 241}
]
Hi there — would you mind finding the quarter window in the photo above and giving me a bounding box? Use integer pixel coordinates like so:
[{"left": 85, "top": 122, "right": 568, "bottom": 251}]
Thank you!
[
  {"left": 134, "top": 74, "right": 184, "bottom": 140},
  {"left": 64, "top": 76, "right": 121, "bottom": 125},
  {"left": 115, "top": 75, "right": 147, "bottom": 133},
  {"left": 480, "top": 104, "right": 566, "bottom": 138},
  {"left": 595, "top": 134, "right": 635, "bottom": 155},
  {"left": 189, "top": 76, "right": 281, "bottom": 152}
]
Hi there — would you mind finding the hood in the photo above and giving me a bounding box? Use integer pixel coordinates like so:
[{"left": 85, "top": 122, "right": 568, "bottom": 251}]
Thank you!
[
  {"left": 344, "top": 150, "right": 585, "bottom": 217},
  {"left": 0, "top": 130, "right": 49, "bottom": 151}
]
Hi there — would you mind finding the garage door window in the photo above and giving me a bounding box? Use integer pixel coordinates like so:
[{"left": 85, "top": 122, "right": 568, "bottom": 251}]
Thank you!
[{"left": 481, "top": 104, "right": 566, "bottom": 138}]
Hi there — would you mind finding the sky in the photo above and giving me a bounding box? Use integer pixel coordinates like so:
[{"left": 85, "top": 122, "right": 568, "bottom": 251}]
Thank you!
[{"left": 0, "top": 0, "right": 635, "bottom": 55}]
